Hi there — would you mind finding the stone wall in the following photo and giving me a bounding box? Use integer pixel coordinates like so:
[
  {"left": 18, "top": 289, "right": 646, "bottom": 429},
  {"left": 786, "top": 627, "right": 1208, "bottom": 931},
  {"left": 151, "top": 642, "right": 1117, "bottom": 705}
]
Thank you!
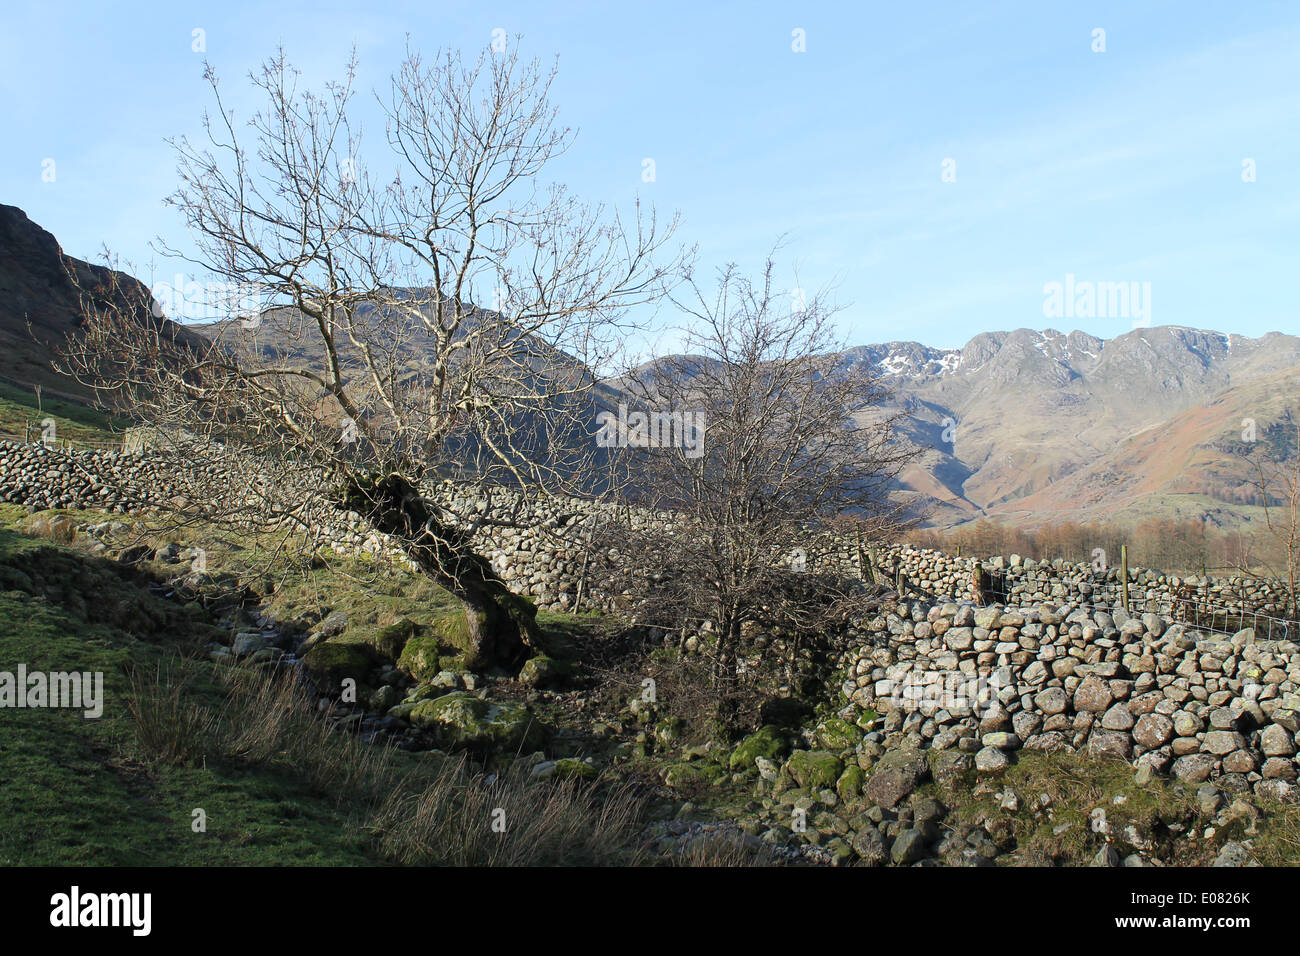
[
  {"left": 6, "top": 438, "right": 1300, "bottom": 797},
  {"left": 0, "top": 438, "right": 1293, "bottom": 627},
  {"left": 828, "top": 597, "right": 1300, "bottom": 801},
  {"left": 877, "top": 545, "right": 1294, "bottom": 626}
]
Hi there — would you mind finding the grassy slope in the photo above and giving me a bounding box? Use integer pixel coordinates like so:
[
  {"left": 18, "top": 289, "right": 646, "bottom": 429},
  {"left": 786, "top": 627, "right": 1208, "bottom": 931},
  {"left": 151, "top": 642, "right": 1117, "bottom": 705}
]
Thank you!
[
  {"left": 0, "top": 503, "right": 650, "bottom": 867},
  {"left": 0, "top": 507, "right": 374, "bottom": 865},
  {"left": 0, "top": 381, "right": 121, "bottom": 445}
]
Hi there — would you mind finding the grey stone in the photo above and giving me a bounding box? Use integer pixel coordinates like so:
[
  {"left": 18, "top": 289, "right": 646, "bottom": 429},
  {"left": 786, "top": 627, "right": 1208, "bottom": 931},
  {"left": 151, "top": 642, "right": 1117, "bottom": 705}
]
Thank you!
[
  {"left": 1100, "top": 704, "right": 1134, "bottom": 731},
  {"left": 851, "top": 826, "right": 888, "bottom": 865},
  {"left": 1087, "top": 730, "right": 1132, "bottom": 760},
  {"left": 1074, "top": 677, "right": 1113, "bottom": 713},
  {"left": 890, "top": 828, "right": 928, "bottom": 865},
  {"left": 863, "top": 749, "right": 930, "bottom": 809},
  {"left": 1132, "top": 713, "right": 1174, "bottom": 749},
  {"left": 1212, "top": 842, "right": 1253, "bottom": 867},
  {"left": 1173, "top": 754, "right": 1218, "bottom": 784},
  {"left": 974, "top": 746, "right": 1010, "bottom": 773},
  {"left": 1202, "top": 730, "right": 1247, "bottom": 756},
  {"left": 1260, "top": 723, "right": 1296, "bottom": 757},
  {"left": 1035, "top": 687, "right": 1069, "bottom": 715}
]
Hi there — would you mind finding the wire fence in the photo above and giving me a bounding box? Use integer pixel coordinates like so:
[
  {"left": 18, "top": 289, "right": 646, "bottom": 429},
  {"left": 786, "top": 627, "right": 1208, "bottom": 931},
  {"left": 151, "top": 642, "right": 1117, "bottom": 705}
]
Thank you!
[{"left": 893, "top": 571, "right": 1297, "bottom": 643}]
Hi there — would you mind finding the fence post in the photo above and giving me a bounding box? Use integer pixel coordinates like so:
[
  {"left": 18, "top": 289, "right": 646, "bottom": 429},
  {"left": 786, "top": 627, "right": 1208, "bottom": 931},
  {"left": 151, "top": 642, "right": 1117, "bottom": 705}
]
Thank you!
[
  {"left": 1121, "top": 544, "right": 1130, "bottom": 614},
  {"left": 861, "top": 547, "right": 876, "bottom": 585},
  {"left": 573, "top": 533, "right": 591, "bottom": 614}
]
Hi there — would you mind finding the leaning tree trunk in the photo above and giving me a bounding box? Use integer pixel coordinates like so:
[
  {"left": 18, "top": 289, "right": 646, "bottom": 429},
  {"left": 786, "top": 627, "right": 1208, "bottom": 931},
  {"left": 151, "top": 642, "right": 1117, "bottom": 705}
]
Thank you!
[{"left": 340, "top": 472, "right": 540, "bottom": 670}]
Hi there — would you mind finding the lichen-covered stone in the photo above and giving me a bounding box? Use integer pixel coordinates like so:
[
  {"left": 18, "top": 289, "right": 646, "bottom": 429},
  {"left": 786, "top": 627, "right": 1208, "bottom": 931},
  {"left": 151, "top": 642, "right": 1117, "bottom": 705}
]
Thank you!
[
  {"left": 864, "top": 749, "right": 930, "bottom": 806},
  {"left": 730, "top": 725, "right": 792, "bottom": 770},
  {"left": 814, "top": 717, "right": 862, "bottom": 751},
  {"left": 408, "top": 691, "right": 546, "bottom": 752},
  {"left": 784, "top": 750, "right": 844, "bottom": 791}
]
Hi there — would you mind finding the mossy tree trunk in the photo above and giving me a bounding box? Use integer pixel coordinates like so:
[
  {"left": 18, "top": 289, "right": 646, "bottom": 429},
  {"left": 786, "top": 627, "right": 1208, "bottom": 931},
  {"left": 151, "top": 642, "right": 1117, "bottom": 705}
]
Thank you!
[{"left": 340, "top": 473, "right": 540, "bottom": 670}]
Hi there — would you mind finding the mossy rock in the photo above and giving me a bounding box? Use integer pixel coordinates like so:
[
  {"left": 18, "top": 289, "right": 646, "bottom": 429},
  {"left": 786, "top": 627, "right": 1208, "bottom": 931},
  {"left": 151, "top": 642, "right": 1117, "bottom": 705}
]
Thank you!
[
  {"left": 836, "top": 765, "right": 865, "bottom": 803},
  {"left": 553, "top": 758, "right": 598, "bottom": 781},
  {"left": 662, "top": 762, "right": 714, "bottom": 789},
  {"left": 407, "top": 691, "right": 547, "bottom": 753},
  {"left": 855, "top": 708, "right": 880, "bottom": 732},
  {"left": 366, "top": 619, "right": 416, "bottom": 659},
  {"left": 318, "top": 620, "right": 413, "bottom": 674},
  {"left": 301, "top": 640, "right": 376, "bottom": 690},
  {"left": 429, "top": 610, "right": 474, "bottom": 658},
  {"left": 403, "top": 682, "right": 454, "bottom": 704},
  {"left": 397, "top": 634, "right": 445, "bottom": 683},
  {"left": 369, "top": 684, "right": 401, "bottom": 711},
  {"left": 814, "top": 717, "right": 862, "bottom": 751},
  {"left": 654, "top": 717, "right": 686, "bottom": 750},
  {"left": 729, "top": 725, "right": 792, "bottom": 770},
  {"left": 783, "top": 750, "right": 844, "bottom": 791},
  {"left": 518, "top": 654, "right": 572, "bottom": 689},
  {"left": 386, "top": 701, "right": 419, "bottom": 721}
]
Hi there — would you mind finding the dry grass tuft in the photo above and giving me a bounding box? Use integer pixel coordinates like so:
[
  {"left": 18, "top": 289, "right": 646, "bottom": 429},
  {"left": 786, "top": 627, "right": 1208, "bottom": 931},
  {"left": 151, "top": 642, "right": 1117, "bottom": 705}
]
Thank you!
[
  {"left": 668, "top": 831, "right": 781, "bottom": 867},
  {"left": 367, "top": 757, "right": 647, "bottom": 866},
  {"left": 123, "top": 659, "right": 218, "bottom": 766},
  {"left": 215, "top": 665, "right": 395, "bottom": 802},
  {"left": 126, "top": 654, "right": 653, "bottom": 864}
]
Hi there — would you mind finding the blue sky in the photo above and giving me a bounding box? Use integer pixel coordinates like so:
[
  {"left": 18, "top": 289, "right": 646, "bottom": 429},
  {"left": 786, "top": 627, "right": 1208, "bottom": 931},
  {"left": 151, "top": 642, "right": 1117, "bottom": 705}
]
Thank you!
[{"left": 2, "top": 0, "right": 1297, "bottom": 349}]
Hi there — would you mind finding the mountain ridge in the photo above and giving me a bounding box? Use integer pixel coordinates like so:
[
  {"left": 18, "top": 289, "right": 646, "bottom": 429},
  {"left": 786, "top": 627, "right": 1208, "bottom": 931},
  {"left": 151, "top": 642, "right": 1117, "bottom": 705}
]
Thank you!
[{"left": 1, "top": 203, "right": 1295, "bottom": 534}]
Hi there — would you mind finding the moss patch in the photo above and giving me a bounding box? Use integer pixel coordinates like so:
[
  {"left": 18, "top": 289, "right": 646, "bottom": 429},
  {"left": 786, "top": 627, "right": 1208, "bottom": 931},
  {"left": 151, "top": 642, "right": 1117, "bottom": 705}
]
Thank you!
[
  {"left": 729, "top": 725, "right": 792, "bottom": 770},
  {"left": 784, "top": 750, "right": 844, "bottom": 791},
  {"left": 408, "top": 692, "right": 547, "bottom": 753},
  {"left": 300, "top": 641, "right": 377, "bottom": 690}
]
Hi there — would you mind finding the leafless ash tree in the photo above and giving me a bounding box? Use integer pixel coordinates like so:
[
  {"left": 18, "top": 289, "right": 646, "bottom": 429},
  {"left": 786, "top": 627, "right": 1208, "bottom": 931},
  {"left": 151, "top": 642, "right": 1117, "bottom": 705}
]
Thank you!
[
  {"left": 60, "top": 43, "right": 689, "bottom": 669},
  {"left": 591, "top": 257, "right": 917, "bottom": 692},
  {"left": 1237, "top": 413, "right": 1300, "bottom": 622}
]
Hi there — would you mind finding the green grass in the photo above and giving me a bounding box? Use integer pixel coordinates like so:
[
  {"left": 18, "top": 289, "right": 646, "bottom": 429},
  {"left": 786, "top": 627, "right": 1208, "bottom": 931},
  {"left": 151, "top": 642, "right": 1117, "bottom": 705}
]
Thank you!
[
  {"left": 926, "top": 748, "right": 1292, "bottom": 867},
  {"left": 0, "top": 519, "right": 378, "bottom": 864},
  {"left": 0, "top": 380, "right": 122, "bottom": 445},
  {"left": 0, "top": 504, "right": 652, "bottom": 866}
]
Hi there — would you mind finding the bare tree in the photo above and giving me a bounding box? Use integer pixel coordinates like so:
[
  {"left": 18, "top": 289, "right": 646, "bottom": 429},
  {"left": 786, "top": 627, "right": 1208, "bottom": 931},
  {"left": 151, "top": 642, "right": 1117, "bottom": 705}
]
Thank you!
[
  {"left": 1238, "top": 413, "right": 1300, "bottom": 621},
  {"left": 59, "top": 43, "right": 689, "bottom": 669},
  {"left": 592, "top": 257, "right": 916, "bottom": 700}
]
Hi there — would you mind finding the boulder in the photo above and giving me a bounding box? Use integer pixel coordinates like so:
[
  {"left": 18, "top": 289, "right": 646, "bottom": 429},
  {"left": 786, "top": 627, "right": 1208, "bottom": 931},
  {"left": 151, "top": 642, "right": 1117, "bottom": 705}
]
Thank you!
[
  {"left": 518, "top": 654, "right": 571, "bottom": 689},
  {"left": 814, "top": 717, "right": 863, "bottom": 751},
  {"left": 863, "top": 749, "right": 930, "bottom": 808},
  {"left": 730, "top": 725, "right": 792, "bottom": 770},
  {"left": 974, "top": 746, "right": 1010, "bottom": 773},
  {"left": 1260, "top": 724, "right": 1297, "bottom": 757},
  {"left": 408, "top": 692, "right": 546, "bottom": 752},
  {"left": 1073, "top": 677, "right": 1113, "bottom": 713},
  {"left": 784, "top": 750, "right": 845, "bottom": 791}
]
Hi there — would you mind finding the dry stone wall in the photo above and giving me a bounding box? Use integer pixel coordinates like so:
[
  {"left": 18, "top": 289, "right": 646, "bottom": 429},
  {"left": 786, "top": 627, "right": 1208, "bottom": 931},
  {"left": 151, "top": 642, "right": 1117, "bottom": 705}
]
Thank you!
[
  {"left": 0, "top": 438, "right": 1294, "bottom": 626},
  {"left": 7, "top": 438, "right": 1300, "bottom": 797},
  {"left": 828, "top": 597, "right": 1300, "bottom": 802}
]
